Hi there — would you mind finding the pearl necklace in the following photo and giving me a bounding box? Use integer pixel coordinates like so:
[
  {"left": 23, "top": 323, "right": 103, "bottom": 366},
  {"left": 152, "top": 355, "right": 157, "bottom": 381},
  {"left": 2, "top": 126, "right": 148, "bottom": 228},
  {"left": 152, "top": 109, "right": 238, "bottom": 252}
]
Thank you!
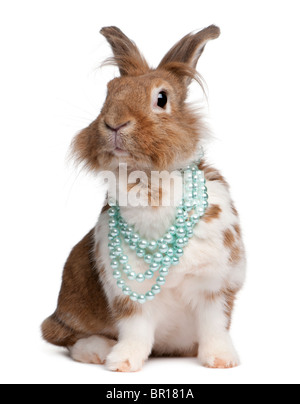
[{"left": 107, "top": 161, "right": 208, "bottom": 304}]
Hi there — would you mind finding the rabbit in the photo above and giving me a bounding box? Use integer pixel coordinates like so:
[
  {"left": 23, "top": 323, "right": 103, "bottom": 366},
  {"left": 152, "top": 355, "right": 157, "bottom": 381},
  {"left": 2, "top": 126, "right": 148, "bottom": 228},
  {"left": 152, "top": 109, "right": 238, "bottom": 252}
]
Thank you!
[{"left": 42, "top": 25, "right": 246, "bottom": 371}]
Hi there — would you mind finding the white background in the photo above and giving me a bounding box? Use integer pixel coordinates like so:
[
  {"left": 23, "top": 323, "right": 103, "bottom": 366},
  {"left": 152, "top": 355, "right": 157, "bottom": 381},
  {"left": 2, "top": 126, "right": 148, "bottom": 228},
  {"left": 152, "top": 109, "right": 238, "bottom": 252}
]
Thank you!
[{"left": 1, "top": 0, "right": 300, "bottom": 384}]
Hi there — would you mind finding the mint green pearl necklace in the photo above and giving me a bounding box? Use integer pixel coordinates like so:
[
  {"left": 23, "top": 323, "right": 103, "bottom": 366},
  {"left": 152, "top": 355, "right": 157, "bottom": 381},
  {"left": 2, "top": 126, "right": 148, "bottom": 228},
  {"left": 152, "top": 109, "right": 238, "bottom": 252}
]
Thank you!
[{"left": 107, "top": 162, "right": 208, "bottom": 304}]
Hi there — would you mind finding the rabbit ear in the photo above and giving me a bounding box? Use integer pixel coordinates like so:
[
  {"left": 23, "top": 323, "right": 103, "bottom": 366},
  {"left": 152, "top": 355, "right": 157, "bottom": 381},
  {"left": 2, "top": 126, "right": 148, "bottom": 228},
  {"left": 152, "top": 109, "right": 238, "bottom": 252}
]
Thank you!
[
  {"left": 100, "top": 26, "right": 150, "bottom": 76},
  {"left": 158, "top": 25, "right": 220, "bottom": 84}
]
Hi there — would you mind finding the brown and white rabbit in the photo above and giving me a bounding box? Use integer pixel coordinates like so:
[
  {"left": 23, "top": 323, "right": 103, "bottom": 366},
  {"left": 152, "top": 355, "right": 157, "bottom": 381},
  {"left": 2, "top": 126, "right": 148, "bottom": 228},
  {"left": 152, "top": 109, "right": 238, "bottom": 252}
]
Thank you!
[{"left": 42, "top": 25, "right": 246, "bottom": 371}]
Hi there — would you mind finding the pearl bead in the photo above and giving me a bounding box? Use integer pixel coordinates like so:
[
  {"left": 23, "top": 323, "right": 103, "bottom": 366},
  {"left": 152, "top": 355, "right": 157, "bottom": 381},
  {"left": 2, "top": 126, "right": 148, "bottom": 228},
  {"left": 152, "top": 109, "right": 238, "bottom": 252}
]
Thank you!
[
  {"left": 197, "top": 207, "right": 205, "bottom": 217},
  {"left": 131, "top": 234, "right": 140, "bottom": 243},
  {"left": 159, "top": 244, "right": 168, "bottom": 254},
  {"left": 123, "top": 264, "right": 132, "bottom": 274},
  {"left": 108, "top": 242, "right": 115, "bottom": 251},
  {"left": 185, "top": 170, "right": 193, "bottom": 180},
  {"left": 109, "top": 219, "right": 117, "bottom": 228},
  {"left": 159, "top": 267, "right": 169, "bottom": 277},
  {"left": 124, "top": 235, "right": 131, "bottom": 243},
  {"left": 138, "top": 239, "right": 148, "bottom": 249},
  {"left": 108, "top": 198, "right": 117, "bottom": 207},
  {"left": 156, "top": 276, "right": 166, "bottom": 286},
  {"left": 138, "top": 295, "right": 146, "bottom": 304},
  {"left": 136, "top": 273, "right": 145, "bottom": 283},
  {"left": 162, "top": 257, "right": 172, "bottom": 267},
  {"left": 167, "top": 248, "right": 174, "bottom": 257},
  {"left": 176, "top": 238, "right": 185, "bottom": 248},
  {"left": 153, "top": 252, "right": 163, "bottom": 263},
  {"left": 120, "top": 226, "right": 127, "bottom": 235},
  {"left": 144, "top": 254, "right": 153, "bottom": 264},
  {"left": 148, "top": 241, "right": 157, "bottom": 251},
  {"left": 114, "top": 247, "right": 123, "bottom": 256},
  {"left": 108, "top": 208, "right": 117, "bottom": 217},
  {"left": 164, "top": 233, "right": 174, "bottom": 244},
  {"left": 187, "top": 229, "right": 194, "bottom": 238},
  {"left": 185, "top": 201, "right": 193, "bottom": 211},
  {"left": 191, "top": 214, "right": 199, "bottom": 224},
  {"left": 113, "top": 270, "right": 121, "bottom": 279},
  {"left": 145, "top": 291, "right": 155, "bottom": 301},
  {"left": 129, "top": 242, "right": 137, "bottom": 250},
  {"left": 122, "top": 286, "right": 131, "bottom": 296},
  {"left": 136, "top": 249, "right": 145, "bottom": 258},
  {"left": 119, "top": 255, "right": 128, "bottom": 264},
  {"left": 109, "top": 251, "right": 117, "bottom": 259},
  {"left": 117, "top": 279, "right": 125, "bottom": 288},
  {"left": 176, "top": 218, "right": 185, "bottom": 227},
  {"left": 175, "top": 248, "right": 184, "bottom": 257},
  {"left": 176, "top": 228, "right": 186, "bottom": 237},
  {"left": 172, "top": 257, "right": 179, "bottom": 265},
  {"left": 125, "top": 227, "right": 134, "bottom": 236},
  {"left": 110, "top": 228, "right": 120, "bottom": 238},
  {"left": 185, "top": 182, "right": 193, "bottom": 191},
  {"left": 169, "top": 226, "right": 176, "bottom": 235},
  {"left": 152, "top": 284, "right": 161, "bottom": 294},
  {"left": 150, "top": 262, "right": 160, "bottom": 272},
  {"left": 112, "top": 238, "right": 121, "bottom": 246},
  {"left": 130, "top": 292, "right": 138, "bottom": 302},
  {"left": 177, "top": 208, "right": 185, "bottom": 217},
  {"left": 111, "top": 260, "right": 119, "bottom": 270},
  {"left": 127, "top": 271, "right": 136, "bottom": 281},
  {"left": 145, "top": 270, "right": 154, "bottom": 279}
]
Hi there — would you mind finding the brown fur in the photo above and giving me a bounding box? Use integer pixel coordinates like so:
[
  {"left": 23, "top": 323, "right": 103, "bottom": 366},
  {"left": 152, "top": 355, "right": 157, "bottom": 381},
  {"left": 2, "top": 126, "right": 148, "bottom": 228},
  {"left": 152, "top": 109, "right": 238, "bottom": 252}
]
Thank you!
[
  {"left": 229, "top": 245, "right": 242, "bottom": 266},
  {"left": 231, "top": 203, "right": 239, "bottom": 217},
  {"left": 223, "top": 226, "right": 243, "bottom": 266},
  {"left": 203, "top": 204, "right": 222, "bottom": 223},
  {"left": 204, "top": 288, "right": 239, "bottom": 331},
  {"left": 233, "top": 223, "right": 241, "bottom": 239},
  {"left": 199, "top": 161, "right": 229, "bottom": 188},
  {"left": 158, "top": 25, "right": 220, "bottom": 86},
  {"left": 223, "top": 288, "right": 238, "bottom": 330},
  {"left": 112, "top": 296, "right": 141, "bottom": 322},
  {"left": 204, "top": 290, "right": 221, "bottom": 303},
  {"left": 223, "top": 229, "right": 235, "bottom": 249},
  {"left": 100, "top": 26, "right": 150, "bottom": 77},
  {"left": 42, "top": 229, "right": 117, "bottom": 347}
]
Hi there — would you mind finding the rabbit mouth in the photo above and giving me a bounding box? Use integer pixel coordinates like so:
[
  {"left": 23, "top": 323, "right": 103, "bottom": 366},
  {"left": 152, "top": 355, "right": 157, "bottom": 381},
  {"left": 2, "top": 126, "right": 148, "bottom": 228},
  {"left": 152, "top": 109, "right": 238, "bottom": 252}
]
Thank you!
[{"left": 113, "top": 146, "right": 130, "bottom": 156}]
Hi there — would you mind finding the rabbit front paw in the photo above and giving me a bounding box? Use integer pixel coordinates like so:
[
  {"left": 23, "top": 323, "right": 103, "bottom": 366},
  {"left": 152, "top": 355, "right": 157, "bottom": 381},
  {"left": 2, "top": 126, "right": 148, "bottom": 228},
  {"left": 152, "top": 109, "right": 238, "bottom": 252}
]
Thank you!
[
  {"left": 198, "top": 339, "right": 240, "bottom": 369},
  {"left": 106, "top": 341, "right": 147, "bottom": 372}
]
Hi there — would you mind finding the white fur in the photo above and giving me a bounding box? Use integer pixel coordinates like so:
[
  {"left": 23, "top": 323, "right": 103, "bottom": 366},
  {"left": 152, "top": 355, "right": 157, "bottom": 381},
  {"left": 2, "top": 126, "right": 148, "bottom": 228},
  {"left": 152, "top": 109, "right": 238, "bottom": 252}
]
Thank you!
[
  {"left": 69, "top": 335, "right": 116, "bottom": 364},
  {"left": 74, "top": 171, "right": 246, "bottom": 371},
  {"left": 106, "top": 315, "right": 155, "bottom": 372}
]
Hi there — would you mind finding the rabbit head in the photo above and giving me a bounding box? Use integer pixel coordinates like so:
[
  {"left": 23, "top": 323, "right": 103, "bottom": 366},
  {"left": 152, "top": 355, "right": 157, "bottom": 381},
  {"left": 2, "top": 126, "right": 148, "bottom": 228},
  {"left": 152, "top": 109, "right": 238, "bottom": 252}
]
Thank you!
[{"left": 72, "top": 26, "right": 220, "bottom": 172}]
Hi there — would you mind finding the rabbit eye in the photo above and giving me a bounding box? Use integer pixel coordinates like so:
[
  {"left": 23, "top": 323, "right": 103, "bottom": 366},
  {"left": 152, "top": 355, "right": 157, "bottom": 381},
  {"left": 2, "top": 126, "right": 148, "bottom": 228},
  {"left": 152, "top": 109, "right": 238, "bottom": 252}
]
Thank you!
[{"left": 157, "top": 91, "right": 168, "bottom": 109}]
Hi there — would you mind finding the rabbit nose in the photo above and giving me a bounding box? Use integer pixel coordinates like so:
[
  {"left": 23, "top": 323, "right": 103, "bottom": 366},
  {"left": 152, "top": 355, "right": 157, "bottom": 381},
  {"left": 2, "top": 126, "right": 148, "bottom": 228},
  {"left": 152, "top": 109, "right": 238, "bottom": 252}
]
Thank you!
[{"left": 105, "top": 121, "right": 131, "bottom": 133}]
